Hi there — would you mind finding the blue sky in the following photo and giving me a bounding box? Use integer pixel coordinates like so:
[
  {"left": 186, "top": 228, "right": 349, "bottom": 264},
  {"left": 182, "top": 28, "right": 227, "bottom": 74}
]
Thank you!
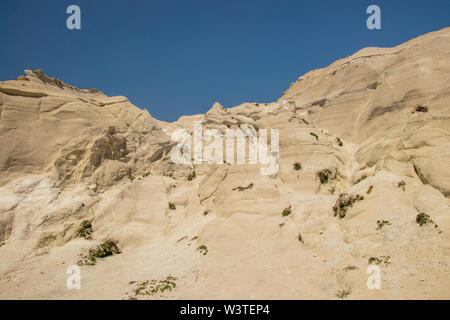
[{"left": 1, "top": 0, "right": 449, "bottom": 121}]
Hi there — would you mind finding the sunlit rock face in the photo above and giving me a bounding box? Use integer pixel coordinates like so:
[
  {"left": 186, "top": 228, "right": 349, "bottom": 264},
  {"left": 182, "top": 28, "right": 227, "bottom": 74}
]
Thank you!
[{"left": 0, "top": 27, "right": 449, "bottom": 300}]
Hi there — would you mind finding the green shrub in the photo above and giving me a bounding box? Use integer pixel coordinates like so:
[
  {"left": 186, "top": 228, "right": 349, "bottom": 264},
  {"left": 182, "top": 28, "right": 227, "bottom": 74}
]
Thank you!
[
  {"left": 398, "top": 181, "right": 406, "bottom": 191},
  {"left": 368, "top": 255, "right": 390, "bottom": 266},
  {"left": 197, "top": 245, "right": 208, "bottom": 255},
  {"left": 416, "top": 212, "right": 438, "bottom": 228},
  {"left": 366, "top": 185, "right": 374, "bottom": 194},
  {"left": 318, "top": 169, "right": 333, "bottom": 184},
  {"left": 333, "top": 193, "right": 364, "bottom": 219},
  {"left": 282, "top": 206, "right": 292, "bottom": 217},
  {"left": 293, "top": 162, "right": 302, "bottom": 171},
  {"left": 132, "top": 276, "right": 177, "bottom": 296},
  {"left": 77, "top": 239, "right": 121, "bottom": 266},
  {"left": 168, "top": 202, "right": 176, "bottom": 210},
  {"left": 336, "top": 137, "right": 343, "bottom": 147},
  {"left": 376, "top": 219, "right": 391, "bottom": 230},
  {"left": 78, "top": 220, "right": 93, "bottom": 240},
  {"left": 187, "top": 171, "right": 196, "bottom": 181}
]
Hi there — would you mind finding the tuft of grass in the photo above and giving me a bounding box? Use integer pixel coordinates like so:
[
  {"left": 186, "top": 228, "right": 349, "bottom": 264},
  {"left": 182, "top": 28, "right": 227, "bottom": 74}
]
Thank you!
[
  {"left": 78, "top": 220, "right": 93, "bottom": 240},
  {"left": 132, "top": 276, "right": 177, "bottom": 296},
  {"left": 333, "top": 193, "right": 364, "bottom": 219},
  {"left": 318, "top": 169, "right": 333, "bottom": 184},
  {"left": 128, "top": 175, "right": 135, "bottom": 182},
  {"left": 293, "top": 162, "right": 302, "bottom": 171},
  {"left": 168, "top": 202, "right": 176, "bottom": 210},
  {"left": 398, "top": 181, "right": 406, "bottom": 191},
  {"left": 187, "top": 171, "right": 196, "bottom": 181},
  {"left": 197, "top": 245, "right": 208, "bottom": 255},
  {"left": 336, "top": 289, "right": 351, "bottom": 299},
  {"left": 282, "top": 206, "right": 292, "bottom": 217},
  {"left": 416, "top": 212, "right": 438, "bottom": 228},
  {"left": 336, "top": 137, "right": 343, "bottom": 147},
  {"left": 376, "top": 219, "right": 391, "bottom": 230},
  {"left": 297, "top": 233, "right": 304, "bottom": 244},
  {"left": 77, "top": 239, "right": 121, "bottom": 266},
  {"left": 310, "top": 132, "right": 319, "bottom": 142},
  {"left": 368, "top": 256, "right": 390, "bottom": 266},
  {"left": 366, "top": 185, "right": 374, "bottom": 194}
]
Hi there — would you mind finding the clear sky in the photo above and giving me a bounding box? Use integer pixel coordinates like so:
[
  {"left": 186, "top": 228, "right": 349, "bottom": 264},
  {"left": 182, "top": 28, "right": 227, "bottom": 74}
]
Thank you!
[{"left": 1, "top": 0, "right": 449, "bottom": 121}]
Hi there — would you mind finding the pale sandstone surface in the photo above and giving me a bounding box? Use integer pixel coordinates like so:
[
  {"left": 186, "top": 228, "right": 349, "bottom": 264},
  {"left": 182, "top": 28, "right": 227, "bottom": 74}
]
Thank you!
[{"left": 0, "top": 27, "right": 449, "bottom": 299}]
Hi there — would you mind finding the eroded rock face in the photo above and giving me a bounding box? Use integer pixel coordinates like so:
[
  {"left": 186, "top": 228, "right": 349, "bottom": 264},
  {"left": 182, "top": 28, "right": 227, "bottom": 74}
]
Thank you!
[
  {"left": 0, "top": 28, "right": 450, "bottom": 300},
  {"left": 279, "top": 28, "right": 450, "bottom": 197},
  {"left": 0, "top": 70, "right": 171, "bottom": 187}
]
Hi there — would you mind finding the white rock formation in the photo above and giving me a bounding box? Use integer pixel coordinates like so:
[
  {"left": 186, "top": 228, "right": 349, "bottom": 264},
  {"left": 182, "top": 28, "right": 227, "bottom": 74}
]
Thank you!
[{"left": 0, "top": 27, "right": 449, "bottom": 299}]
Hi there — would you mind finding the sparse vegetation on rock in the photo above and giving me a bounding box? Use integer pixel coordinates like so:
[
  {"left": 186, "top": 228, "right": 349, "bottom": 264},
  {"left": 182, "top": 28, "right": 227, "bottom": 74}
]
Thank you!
[
  {"left": 197, "top": 245, "right": 208, "bottom": 255},
  {"left": 368, "top": 256, "right": 390, "bottom": 266},
  {"left": 376, "top": 219, "right": 391, "bottom": 230},
  {"left": 131, "top": 276, "right": 177, "bottom": 296},
  {"left": 318, "top": 169, "right": 333, "bottom": 184},
  {"left": 343, "top": 265, "right": 358, "bottom": 272},
  {"left": 355, "top": 174, "right": 367, "bottom": 184},
  {"left": 333, "top": 193, "right": 364, "bottom": 219},
  {"left": 187, "top": 171, "right": 196, "bottom": 181},
  {"left": 77, "top": 239, "right": 121, "bottom": 266},
  {"left": 282, "top": 206, "right": 292, "bottom": 217},
  {"left": 415, "top": 105, "right": 428, "bottom": 113},
  {"left": 2, "top": 28, "right": 450, "bottom": 300},
  {"left": 78, "top": 220, "right": 93, "bottom": 240},
  {"left": 416, "top": 212, "right": 438, "bottom": 228}
]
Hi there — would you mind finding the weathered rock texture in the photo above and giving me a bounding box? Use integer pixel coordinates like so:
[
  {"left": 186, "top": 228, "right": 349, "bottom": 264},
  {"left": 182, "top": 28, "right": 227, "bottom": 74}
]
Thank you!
[{"left": 0, "top": 27, "right": 449, "bottom": 299}]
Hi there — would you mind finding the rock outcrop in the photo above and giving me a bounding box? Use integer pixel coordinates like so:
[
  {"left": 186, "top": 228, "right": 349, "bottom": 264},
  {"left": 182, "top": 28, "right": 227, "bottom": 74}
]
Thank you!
[{"left": 0, "top": 28, "right": 449, "bottom": 300}]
